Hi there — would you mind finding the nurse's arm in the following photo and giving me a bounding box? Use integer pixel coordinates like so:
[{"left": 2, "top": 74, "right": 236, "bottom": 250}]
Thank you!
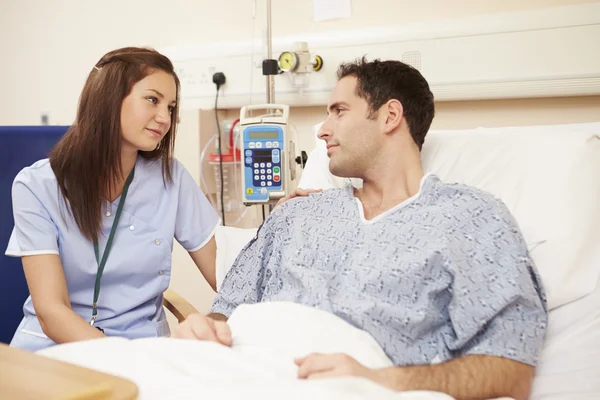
[
  {"left": 22, "top": 254, "right": 105, "bottom": 343},
  {"left": 188, "top": 236, "right": 217, "bottom": 291}
]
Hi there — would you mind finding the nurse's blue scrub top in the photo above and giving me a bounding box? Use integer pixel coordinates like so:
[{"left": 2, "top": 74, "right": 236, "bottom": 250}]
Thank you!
[{"left": 5, "top": 155, "right": 219, "bottom": 351}]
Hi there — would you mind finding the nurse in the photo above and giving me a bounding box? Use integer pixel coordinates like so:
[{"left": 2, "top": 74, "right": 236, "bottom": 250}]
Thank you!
[{"left": 5, "top": 47, "right": 220, "bottom": 351}]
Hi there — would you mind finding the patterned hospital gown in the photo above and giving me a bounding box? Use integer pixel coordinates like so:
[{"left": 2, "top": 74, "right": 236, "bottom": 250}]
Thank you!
[{"left": 212, "top": 174, "right": 548, "bottom": 366}]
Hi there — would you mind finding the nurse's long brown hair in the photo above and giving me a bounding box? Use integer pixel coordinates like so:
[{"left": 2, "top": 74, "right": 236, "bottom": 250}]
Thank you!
[{"left": 49, "top": 47, "right": 181, "bottom": 243}]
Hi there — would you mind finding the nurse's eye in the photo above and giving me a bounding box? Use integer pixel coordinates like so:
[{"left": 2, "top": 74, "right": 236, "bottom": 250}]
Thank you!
[
  {"left": 168, "top": 105, "right": 175, "bottom": 114},
  {"left": 147, "top": 96, "right": 158, "bottom": 104}
]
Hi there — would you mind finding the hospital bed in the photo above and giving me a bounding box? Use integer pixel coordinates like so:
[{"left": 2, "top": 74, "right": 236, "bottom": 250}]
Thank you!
[{"left": 37, "top": 122, "right": 600, "bottom": 400}]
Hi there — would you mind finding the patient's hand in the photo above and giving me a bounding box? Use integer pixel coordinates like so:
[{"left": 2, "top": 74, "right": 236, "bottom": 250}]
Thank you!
[
  {"left": 295, "top": 353, "right": 380, "bottom": 383},
  {"left": 171, "top": 313, "right": 232, "bottom": 346},
  {"left": 275, "top": 188, "right": 322, "bottom": 208}
]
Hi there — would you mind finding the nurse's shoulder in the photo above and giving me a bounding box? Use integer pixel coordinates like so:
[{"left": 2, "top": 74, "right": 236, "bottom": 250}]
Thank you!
[
  {"left": 136, "top": 155, "right": 189, "bottom": 186},
  {"left": 12, "top": 158, "right": 59, "bottom": 195}
]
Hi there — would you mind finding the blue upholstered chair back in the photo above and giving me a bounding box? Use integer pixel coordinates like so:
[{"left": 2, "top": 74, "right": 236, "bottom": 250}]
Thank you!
[{"left": 0, "top": 126, "right": 68, "bottom": 343}]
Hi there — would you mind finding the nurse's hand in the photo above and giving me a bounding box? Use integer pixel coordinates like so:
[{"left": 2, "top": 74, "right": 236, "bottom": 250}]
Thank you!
[
  {"left": 275, "top": 188, "right": 322, "bottom": 208},
  {"left": 171, "top": 313, "right": 232, "bottom": 346}
]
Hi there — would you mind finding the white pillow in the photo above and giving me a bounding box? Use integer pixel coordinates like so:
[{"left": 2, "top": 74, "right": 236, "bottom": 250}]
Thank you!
[
  {"left": 298, "top": 122, "right": 600, "bottom": 310},
  {"left": 421, "top": 123, "right": 600, "bottom": 310}
]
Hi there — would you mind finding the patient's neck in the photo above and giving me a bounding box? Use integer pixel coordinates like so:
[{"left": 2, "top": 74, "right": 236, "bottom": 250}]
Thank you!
[{"left": 354, "top": 142, "right": 424, "bottom": 220}]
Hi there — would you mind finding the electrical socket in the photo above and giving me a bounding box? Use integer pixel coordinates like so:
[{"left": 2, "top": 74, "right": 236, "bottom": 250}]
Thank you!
[{"left": 212, "top": 72, "right": 226, "bottom": 88}]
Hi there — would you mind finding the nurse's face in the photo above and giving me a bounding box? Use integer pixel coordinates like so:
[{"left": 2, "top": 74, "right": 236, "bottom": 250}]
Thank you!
[
  {"left": 317, "top": 75, "right": 382, "bottom": 178},
  {"left": 120, "top": 70, "right": 177, "bottom": 153}
]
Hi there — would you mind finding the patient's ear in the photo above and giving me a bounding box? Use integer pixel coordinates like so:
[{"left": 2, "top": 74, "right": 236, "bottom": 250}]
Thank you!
[{"left": 382, "top": 99, "right": 403, "bottom": 134}]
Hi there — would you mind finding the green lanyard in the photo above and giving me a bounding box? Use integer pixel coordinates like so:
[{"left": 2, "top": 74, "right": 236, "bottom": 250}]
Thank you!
[{"left": 90, "top": 167, "right": 135, "bottom": 327}]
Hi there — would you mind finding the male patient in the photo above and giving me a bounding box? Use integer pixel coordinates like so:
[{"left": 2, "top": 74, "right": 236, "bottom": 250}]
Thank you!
[{"left": 174, "top": 58, "right": 548, "bottom": 400}]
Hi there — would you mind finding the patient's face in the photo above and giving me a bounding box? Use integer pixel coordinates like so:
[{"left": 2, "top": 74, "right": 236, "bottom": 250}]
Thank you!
[{"left": 318, "top": 76, "right": 381, "bottom": 178}]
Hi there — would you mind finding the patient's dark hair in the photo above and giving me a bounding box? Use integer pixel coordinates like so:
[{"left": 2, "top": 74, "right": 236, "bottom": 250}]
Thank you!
[{"left": 337, "top": 57, "right": 435, "bottom": 150}]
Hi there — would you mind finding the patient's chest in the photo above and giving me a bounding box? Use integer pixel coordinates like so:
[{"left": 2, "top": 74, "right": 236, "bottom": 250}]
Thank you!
[{"left": 263, "top": 190, "right": 458, "bottom": 365}]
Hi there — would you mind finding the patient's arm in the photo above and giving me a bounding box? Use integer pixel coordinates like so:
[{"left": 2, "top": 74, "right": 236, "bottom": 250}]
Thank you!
[
  {"left": 381, "top": 354, "right": 533, "bottom": 400},
  {"left": 172, "top": 208, "right": 288, "bottom": 343},
  {"left": 296, "top": 353, "right": 533, "bottom": 400},
  {"left": 210, "top": 204, "right": 290, "bottom": 317}
]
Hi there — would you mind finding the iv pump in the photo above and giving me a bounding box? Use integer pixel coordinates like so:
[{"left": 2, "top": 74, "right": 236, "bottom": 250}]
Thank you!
[{"left": 239, "top": 104, "right": 295, "bottom": 205}]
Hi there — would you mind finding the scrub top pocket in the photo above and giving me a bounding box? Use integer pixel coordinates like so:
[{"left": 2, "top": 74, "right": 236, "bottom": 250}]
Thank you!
[{"left": 10, "top": 315, "right": 56, "bottom": 352}]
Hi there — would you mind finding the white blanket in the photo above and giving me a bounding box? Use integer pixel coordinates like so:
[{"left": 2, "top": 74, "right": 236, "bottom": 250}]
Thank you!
[{"left": 38, "top": 302, "right": 508, "bottom": 400}]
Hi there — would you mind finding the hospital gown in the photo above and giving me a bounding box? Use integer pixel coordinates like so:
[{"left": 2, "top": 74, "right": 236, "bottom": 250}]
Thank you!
[{"left": 212, "top": 173, "right": 548, "bottom": 367}]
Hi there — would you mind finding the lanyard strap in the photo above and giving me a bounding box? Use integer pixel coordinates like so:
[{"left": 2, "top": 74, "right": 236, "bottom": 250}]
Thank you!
[{"left": 90, "top": 167, "right": 135, "bottom": 325}]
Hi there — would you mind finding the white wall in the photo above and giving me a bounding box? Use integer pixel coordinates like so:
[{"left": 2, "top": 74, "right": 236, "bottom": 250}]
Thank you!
[
  {"left": 1, "top": 0, "right": 598, "bottom": 125},
  {"left": 2, "top": 0, "right": 599, "bottom": 321}
]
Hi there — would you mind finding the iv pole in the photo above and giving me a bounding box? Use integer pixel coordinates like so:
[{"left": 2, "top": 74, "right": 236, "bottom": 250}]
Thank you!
[
  {"left": 263, "top": 0, "right": 277, "bottom": 216},
  {"left": 266, "top": 0, "right": 275, "bottom": 104}
]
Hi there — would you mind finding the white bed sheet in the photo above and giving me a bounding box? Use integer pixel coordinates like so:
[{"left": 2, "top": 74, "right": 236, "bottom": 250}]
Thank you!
[
  {"left": 529, "top": 273, "right": 600, "bottom": 400},
  {"left": 38, "top": 302, "right": 513, "bottom": 400}
]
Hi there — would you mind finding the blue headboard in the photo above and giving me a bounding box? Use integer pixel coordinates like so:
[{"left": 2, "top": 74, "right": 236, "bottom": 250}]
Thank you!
[{"left": 0, "top": 126, "right": 69, "bottom": 344}]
